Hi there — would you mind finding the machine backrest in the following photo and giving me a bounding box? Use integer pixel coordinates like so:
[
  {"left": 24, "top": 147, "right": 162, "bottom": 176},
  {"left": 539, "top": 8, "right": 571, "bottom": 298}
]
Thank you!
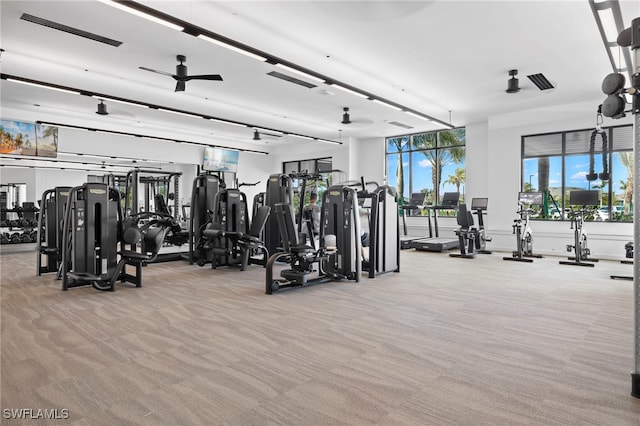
[
  {"left": 249, "top": 205, "right": 271, "bottom": 238},
  {"left": 154, "top": 194, "right": 170, "bottom": 215},
  {"left": 274, "top": 202, "right": 299, "bottom": 252},
  {"left": 456, "top": 204, "right": 474, "bottom": 229}
]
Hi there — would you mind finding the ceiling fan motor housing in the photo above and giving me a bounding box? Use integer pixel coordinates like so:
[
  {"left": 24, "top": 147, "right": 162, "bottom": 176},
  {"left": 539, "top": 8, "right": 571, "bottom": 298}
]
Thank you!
[{"left": 506, "top": 69, "right": 520, "bottom": 93}]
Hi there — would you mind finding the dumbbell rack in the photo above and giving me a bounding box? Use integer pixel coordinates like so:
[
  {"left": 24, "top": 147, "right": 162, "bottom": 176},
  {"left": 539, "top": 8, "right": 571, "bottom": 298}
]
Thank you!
[{"left": 1, "top": 205, "right": 39, "bottom": 245}]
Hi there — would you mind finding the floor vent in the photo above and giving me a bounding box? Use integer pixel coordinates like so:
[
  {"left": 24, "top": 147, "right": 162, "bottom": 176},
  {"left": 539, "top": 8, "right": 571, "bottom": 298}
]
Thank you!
[
  {"left": 20, "top": 13, "right": 122, "bottom": 47},
  {"left": 527, "top": 73, "right": 555, "bottom": 90},
  {"left": 267, "top": 71, "right": 317, "bottom": 89}
]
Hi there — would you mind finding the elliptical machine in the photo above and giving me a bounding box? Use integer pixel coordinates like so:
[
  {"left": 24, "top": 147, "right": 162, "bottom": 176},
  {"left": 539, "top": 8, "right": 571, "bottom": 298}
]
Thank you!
[
  {"left": 503, "top": 192, "right": 544, "bottom": 262},
  {"left": 559, "top": 190, "right": 599, "bottom": 267}
]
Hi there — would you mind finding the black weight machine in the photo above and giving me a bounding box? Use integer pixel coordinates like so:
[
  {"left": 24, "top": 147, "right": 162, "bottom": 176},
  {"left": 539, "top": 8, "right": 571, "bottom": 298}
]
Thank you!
[
  {"left": 503, "top": 192, "right": 544, "bottom": 262},
  {"left": 263, "top": 173, "right": 295, "bottom": 256},
  {"left": 197, "top": 187, "right": 271, "bottom": 271},
  {"left": 354, "top": 178, "right": 400, "bottom": 278},
  {"left": 265, "top": 184, "right": 361, "bottom": 294},
  {"left": 559, "top": 190, "right": 600, "bottom": 267},
  {"left": 60, "top": 182, "right": 174, "bottom": 291},
  {"left": 123, "top": 169, "right": 187, "bottom": 259},
  {"left": 187, "top": 174, "right": 223, "bottom": 264},
  {"left": 36, "top": 186, "right": 71, "bottom": 275},
  {"left": 60, "top": 183, "right": 121, "bottom": 291}
]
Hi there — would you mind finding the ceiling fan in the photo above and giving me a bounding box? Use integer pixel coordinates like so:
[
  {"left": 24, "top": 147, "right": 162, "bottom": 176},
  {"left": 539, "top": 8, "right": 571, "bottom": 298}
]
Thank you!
[{"left": 139, "top": 55, "right": 223, "bottom": 92}]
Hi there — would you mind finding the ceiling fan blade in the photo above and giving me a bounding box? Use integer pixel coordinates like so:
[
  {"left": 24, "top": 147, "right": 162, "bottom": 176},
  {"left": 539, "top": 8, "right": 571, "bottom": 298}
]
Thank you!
[
  {"left": 185, "top": 74, "right": 223, "bottom": 81},
  {"left": 138, "top": 66, "right": 175, "bottom": 78},
  {"left": 175, "top": 80, "right": 186, "bottom": 92}
]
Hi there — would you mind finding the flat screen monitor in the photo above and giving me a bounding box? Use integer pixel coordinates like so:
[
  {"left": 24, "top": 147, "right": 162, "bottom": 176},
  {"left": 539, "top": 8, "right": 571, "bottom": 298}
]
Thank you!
[
  {"left": 518, "top": 192, "right": 543, "bottom": 206},
  {"left": 569, "top": 190, "right": 599, "bottom": 206},
  {"left": 409, "top": 192, "right": 426, "bottom": 206},
  {"left": 440, "top": 192, "right": 460, "bottom": 208},
  {"left": 471, "top": 197, "right": 488, "bottom": 210},
  {"left": 203, "top": 147, "right": 239, "bottom": 172}
]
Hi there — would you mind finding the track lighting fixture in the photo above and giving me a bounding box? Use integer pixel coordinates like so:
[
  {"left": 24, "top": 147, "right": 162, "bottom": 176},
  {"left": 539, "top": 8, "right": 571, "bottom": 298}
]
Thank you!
[
  {"left": 96, "top": 100, "right": 108, "bottom": 115},
  {"left": 506, "top": 69, "right": 520, "bottom": 93},
  {"left": 341, "top": 107, "right": 351, "bottom": 125},
  {"left": 253, "top": 129, "right": 261, "bottom": 140}
]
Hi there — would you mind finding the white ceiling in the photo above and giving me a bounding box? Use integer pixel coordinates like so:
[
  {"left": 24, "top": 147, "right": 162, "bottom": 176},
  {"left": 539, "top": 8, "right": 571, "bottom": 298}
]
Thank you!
[{"left": 1, "top": 0, "right": 639, "bottom": 155}]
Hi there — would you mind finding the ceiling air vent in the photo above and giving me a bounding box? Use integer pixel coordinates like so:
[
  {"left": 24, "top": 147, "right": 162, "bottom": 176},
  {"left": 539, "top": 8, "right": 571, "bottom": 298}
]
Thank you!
[
  {"left": 267, "top": 71, "right": 317, "bottom": 89},
  {"left": 527, "top": 73, "right": 555, "bottom": 90},
  {"left": 20, "top": 13, "right": 122, "bottom": 47},
  {"left": 389, "top": 121, "right": 413, "bottom": 130}
]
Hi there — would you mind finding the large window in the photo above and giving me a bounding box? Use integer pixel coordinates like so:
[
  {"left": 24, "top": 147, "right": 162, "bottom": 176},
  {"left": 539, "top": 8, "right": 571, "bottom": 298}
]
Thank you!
[
  {"left": 386, "top": 128, "right": 466, "bottom": 214},
  {"left": 522, "top": 125, "right": 632, "bottom": 222}
]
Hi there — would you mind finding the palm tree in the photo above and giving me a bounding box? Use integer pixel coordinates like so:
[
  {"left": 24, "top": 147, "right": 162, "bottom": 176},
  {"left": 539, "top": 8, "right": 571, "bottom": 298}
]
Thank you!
[
  {"left": 444, "top": 167, "right": 465, "bottom": 195},
  {"left": 413, "top": 130, "right": 465, "bottom": 202},
  {"left": 389, "top": 137, "right": 408, "bottom": 204},
  {"left": 617, "top": 151, "right": 633, "bottom": 214},
  {"left": 538, "top": 157, "right": 549, "bottom": 194}
]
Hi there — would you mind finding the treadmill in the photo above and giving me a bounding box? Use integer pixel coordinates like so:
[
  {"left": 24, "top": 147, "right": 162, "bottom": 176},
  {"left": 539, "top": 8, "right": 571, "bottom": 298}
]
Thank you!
[
  {"left": 400, "top": 192, "right": 428, "bottom": 249},
  {"left": 411, "top": 192, "right": 460, "bottom": 252}
]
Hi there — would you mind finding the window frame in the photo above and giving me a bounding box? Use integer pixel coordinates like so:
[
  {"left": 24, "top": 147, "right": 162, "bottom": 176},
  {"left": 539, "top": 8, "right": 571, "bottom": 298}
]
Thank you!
[
  {"left": 521, "top": 124, "right": 632, "bottom": 222},
  {"left": 385, "top": 128, "right": 466, "bottom": 209}
]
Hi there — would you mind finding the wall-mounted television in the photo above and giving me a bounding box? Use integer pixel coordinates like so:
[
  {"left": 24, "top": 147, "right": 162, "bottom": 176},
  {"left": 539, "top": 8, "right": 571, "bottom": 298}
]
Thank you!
[
  {"left": 0, "top": 120, "right": 58, "bottom": 158},
  {"left": 203, "top": 147, "right": 239, "bottom": 172}
]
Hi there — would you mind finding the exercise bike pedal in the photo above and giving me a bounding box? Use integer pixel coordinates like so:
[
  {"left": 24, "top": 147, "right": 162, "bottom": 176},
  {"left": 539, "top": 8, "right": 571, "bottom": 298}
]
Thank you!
[{"left": 566, "top": 245, "right": 574, "bottom": 252}]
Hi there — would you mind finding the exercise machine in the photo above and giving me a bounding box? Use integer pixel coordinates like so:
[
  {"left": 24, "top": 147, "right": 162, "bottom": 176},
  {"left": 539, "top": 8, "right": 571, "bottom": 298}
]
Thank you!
[
  {"left": 356, "top": 179, "right": 400, "bottom": 278},
  {"left": 198, "top": 188, "right": 270, "bottom": 270},
  {"left": 110, "top": 211, "right": 176, "bottom": 289},
  {"left": 60, "top": 183, "right": 174, "bottom": 291},
  {"left": 610, "top": 241, "right": 633, "bottom": 280},
  {"left": 399, "top": 193, "right": 428, "bottom": 249},
  {"left": 60, "top": 183, "right": 122, "bottom": 291},
  {"left": 187, "top": 174, "right": 223, "bottom": 264},
  {"left": 266, "top": 184, "right": 361, "bottom": 294},
  {"left": 410, "top": 192, "right": 460, "bottom": 252},
  {"left": 503, "top": 192, "right": 544, "bottom": 262},
  {"left": 559, "top": 190, "right": 599, "bottom": 267},
  {"left": 123, "top": 169, "right": 188, "bottom": 255},
  {"left": 264, "top": 173, "right": 294, "bottom": 256},
  {"left": 449, "top": 203, "right": 477, "bottom": 258},
  {"left": 36, "top": 186, "right": 71, "bottom": 275},
  {"left": 470, "top": 197, "right": 492, "bottom": 254}
]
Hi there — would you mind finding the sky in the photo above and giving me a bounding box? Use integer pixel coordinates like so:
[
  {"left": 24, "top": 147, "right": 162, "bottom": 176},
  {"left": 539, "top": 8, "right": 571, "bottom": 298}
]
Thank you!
[{"left": 523, "top": 153, "right": 630, "bottom": 201}]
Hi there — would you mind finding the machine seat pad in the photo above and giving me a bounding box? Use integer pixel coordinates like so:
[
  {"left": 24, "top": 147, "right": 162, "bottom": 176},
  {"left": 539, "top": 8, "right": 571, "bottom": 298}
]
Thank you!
[{"left": 119, "top": 250, "right": 152, "bottom": 261}]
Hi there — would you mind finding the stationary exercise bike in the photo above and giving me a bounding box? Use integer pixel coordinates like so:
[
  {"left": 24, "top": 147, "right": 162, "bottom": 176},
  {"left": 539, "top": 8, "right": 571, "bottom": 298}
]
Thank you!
[
  {"left": 470, "top": 197, "right": 492, "bottom": 254},
  {"left": 503, "top": 192, "right": 544, "bottom": 262},
  {"left": 559, "top": 190, "right": 599, "bottom": 267}
]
